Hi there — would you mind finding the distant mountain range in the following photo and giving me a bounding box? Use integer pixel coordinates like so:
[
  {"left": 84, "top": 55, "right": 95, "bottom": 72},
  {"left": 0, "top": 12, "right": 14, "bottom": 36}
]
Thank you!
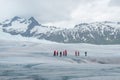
[{"left": 0, "top": 16, "right": 120, "bottom": 44}]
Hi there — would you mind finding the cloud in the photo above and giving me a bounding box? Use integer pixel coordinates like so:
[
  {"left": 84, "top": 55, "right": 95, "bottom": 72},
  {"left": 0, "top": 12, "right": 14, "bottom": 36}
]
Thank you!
[
  {"left": 46, "top": 0, "right": 120, "bottom": 28},
  {"left": 0, "top": 0, "right": 81, "bottom": 22},
  {"left": 109, "top": 0, "right": 120, "bottom": 6},
  {"left": 0, "top": 0, "right": 120, "bottom": 28}
]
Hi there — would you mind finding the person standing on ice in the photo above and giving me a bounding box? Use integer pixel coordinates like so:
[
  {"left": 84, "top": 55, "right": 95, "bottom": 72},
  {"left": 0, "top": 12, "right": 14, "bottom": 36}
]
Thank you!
[
  {"left": 64, "top": 50, "right": 67, "bottom": 56},
  {"left": 75, "top": 51, "right": 77, "bottom": 56},
  {"left": 63, "top": 51, "right": 65, "bottom": 56},
  {"left": 56, "top": 50, "right": 58, "bottom": 56},
  {"left": 85, "top": 51, "right": 87, "bottom": 56},
  {"left": 60, "top": 51, "right": 62, "bottom": 57},
  {"left": 78, "top": 51, "right": 80, "bottom": 56},
  {"left": 53, "top": 50, "right": 57, "bottom": 56}
]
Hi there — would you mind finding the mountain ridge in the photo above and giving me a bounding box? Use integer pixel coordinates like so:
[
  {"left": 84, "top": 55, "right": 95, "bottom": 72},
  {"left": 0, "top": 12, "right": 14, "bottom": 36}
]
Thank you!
[{"left": 0, "top": 16, "right": 120, "bottom": 44}]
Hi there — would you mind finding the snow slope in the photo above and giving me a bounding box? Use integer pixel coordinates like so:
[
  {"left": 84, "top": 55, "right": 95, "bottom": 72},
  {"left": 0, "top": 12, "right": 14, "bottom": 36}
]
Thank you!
[{"left": 0, "top": 27, "right": 58, "bottom": 44}]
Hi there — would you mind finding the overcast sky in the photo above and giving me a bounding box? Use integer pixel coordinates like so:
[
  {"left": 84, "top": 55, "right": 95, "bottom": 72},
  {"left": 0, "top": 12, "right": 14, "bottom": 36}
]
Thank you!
[{"left": 0, "top": 0, "right": 120, "bottom": 28}]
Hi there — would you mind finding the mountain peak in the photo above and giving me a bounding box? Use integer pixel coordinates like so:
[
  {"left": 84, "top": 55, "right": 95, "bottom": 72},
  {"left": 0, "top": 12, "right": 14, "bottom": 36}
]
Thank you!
[
  {"left": 29, "top": 17, "right": 35, "bottom": 20},
  {"left": 74, "top": 23, "right": 89, "bottom": 28},
  {"left": 28, "top": 17, "right": 40, "bottom": 26},
  {"left": 11, "top": 16, "right": 21, "bottom": 22}
]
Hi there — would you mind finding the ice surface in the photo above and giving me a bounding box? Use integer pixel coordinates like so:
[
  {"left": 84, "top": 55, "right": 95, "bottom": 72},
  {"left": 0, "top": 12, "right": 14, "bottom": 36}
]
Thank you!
[{"left": 0, "top": 39, "right": 120, "bottom": 80}]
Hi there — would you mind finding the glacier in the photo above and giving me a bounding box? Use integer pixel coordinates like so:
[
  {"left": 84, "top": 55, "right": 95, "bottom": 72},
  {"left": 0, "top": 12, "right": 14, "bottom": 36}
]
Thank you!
[{"left": 0, "top": 36, "right": 120, "bottom": 80}]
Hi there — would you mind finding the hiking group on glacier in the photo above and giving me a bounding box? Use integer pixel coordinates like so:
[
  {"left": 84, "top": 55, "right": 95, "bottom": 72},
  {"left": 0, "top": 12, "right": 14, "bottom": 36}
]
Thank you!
[{"left": 53, "top": 50, "right": 87, "bottom": 57}]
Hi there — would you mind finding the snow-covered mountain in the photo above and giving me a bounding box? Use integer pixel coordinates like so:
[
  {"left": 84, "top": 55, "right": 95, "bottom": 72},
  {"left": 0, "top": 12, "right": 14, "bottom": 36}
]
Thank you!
[
  {"left": 0, "top": 16, "right": 60, "bottom": 37},
  {"left": 58, "top": 22, "right": 120, "bottom": 44},
  {"left": 0, "top": 16, "right": 120, "bottom": 44}
]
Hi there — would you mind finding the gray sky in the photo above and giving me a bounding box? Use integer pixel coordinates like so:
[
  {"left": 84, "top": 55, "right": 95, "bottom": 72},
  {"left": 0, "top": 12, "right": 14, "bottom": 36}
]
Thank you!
[{"left": 0, "top": 0, "right": 120, "bottom": 28}]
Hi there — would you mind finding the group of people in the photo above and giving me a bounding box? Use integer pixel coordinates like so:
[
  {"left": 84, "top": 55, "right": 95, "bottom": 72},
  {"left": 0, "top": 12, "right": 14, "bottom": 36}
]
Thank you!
[
  {"left": 53, "top": 50, "right": 87, "bottom": 57},
  {"left": 75, "top": 51, "right": 80, "bottom": 56},
  {"left": 53, "top": 50, "right": 67, "bottom": 57},
  {"left": 74, "top": 51, "right": 87, "bottom": 56}
]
